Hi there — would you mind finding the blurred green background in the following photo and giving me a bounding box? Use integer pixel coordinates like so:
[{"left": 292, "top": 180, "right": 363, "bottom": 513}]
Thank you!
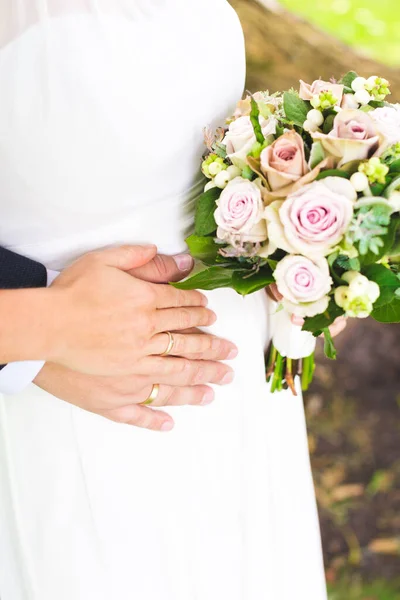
[
  {"left": 230, "top": 1, "right": 400, "bottom": 599},
  {"left": 281, "top": 0, "right": 400, "bottom": 65}
]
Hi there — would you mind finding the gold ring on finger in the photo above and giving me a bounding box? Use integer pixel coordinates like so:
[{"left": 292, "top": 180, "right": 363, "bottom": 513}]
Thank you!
[
  {"left": 160, "top": 331, "right": 175, "bottom": 357},
  {"left": 141, "top": 383, "right": 160, "bottom": 406}
]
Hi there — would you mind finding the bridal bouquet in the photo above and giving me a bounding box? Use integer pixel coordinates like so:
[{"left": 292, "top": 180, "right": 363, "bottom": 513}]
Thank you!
[{"left": 174, "top": 72, "right": 400, "bottom": 394}]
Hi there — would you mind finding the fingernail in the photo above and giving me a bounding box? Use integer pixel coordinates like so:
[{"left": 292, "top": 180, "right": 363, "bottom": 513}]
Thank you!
[
  {"left": 173, "top": 254, "right": 194, "bottom": 271},
  {"left": 160, "top": 421, "right": 174, "bottom": 432},
  {"left": 227, "top": 348, "right": 238, "bottom": 360},
  {"left": 220, "top": 371, "right": 235, "bottom": 385},
  {"left": 201, "top": 390, "right": 215, "bottom": 406}
]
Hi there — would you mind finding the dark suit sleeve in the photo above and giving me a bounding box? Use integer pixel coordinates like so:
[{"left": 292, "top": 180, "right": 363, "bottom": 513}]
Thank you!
[
  {"left": 0, "top": 247, "right": 48, "bottom": 370},
  {"left": 0, "top": 247, "right": 47, "bottom": 290}
]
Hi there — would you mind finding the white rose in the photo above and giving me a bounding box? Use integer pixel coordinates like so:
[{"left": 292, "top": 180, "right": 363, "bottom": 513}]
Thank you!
[
  {"left": 223, "top": 115, "right": 277, "bottom": 168},
  {"left": 274, "top": 255, "right": 333, "bottom": 318},
  {"left": 370, "top": 106, "right": 400, "bottom": 149},
  {"left": 215, "top": 177, "right": 268, "bottom": 244}
]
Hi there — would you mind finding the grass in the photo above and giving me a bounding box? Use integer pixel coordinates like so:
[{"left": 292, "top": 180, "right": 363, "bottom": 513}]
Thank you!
[
  {"left": 280, "top": 0, "right": 400, "bottom": 66},
  {"left": 328, "top": 577, "right": 400, "bottom": 599}
]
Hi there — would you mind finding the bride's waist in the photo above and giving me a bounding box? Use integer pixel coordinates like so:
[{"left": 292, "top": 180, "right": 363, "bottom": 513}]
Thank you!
[{"left": 5, "top": 204, "right": 192, "bottom": 271}]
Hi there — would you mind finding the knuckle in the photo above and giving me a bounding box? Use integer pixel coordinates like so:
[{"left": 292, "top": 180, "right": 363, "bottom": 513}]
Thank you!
[
  {"left": 152, "top": 254, "right": 170, "bottom": 281},
  {"left": 192, "top": 364, "right": 205, "bottom": 385},
  {"left": 141, "top": 283, "right": 157, "bottom": 306},
  {"left": 172, "top": 334, "right": 185, "bottom": 355},
  {"left": 140, "top": 313, "right": 155, "bottom": 337},
  {"left": 161, "top": 386, "right": 175, "bottom": 406},
  {"left": 178, "top": 308, "right": 193, "bottom": 330}
]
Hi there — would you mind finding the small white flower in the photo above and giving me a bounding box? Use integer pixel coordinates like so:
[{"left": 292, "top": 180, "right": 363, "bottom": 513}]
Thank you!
[
  {"left": 343, "top": 271, "right": 370, "bottom": 295},
  {"left": 351, "top": 76, "right": 367, "bottom": 92},
  {"left": 307, "top": 109, "right": 324, "bottom": 127},
  {"left": 303, "top": 119, "right": 319, "bottom": 133},
  {"left": 366, "top": 75, "right": 379, "bottom": 87},
  {"left": 214, "top": 171, "right": 231, "bottom": 189},
  {"left": 350, "top": 172, "right": 370, "bottom": 192},
  {"left": 226, "top": 165, "right": 242, "bottom": 180},
  {"left": 208, "top": 161, "right": 225, "bottom": 177},
  {"left": 354, "top": 89, "right": 371, "bottom": 105},
  {"left": 334, "top": 286, "right": 350, "bottom": 308}
]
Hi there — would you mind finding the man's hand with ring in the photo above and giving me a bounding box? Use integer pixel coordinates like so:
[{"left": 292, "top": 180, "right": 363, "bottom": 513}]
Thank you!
[{"left": 34, "top": 245, "right": 238, "bottom": 431}]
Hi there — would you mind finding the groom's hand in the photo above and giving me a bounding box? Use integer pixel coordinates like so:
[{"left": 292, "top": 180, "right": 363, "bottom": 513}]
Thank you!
[
  {"left": 43, "top": 244, "right": 236, "bottom": 377},
  {"left": 34, "top": 245, "right": 237, "bottom": 429}
]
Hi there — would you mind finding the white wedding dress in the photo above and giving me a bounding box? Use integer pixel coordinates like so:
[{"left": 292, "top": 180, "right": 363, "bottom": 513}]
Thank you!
[{"left": 0, "top": 2, "right": 327, "bottom": 599}]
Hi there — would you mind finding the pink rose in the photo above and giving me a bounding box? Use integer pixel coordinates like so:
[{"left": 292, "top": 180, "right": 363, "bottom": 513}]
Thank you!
[
  {"left": 260, "top": 131, "right": 310, "bottom": 191},
  {"left": 274, "top": 255, "right": 333, "bottom": 318},
  {"left": 313, "top": 109, "right": 382, "bottom": 165},
  {"left": 215, "top": 177, "right": 267, "bottom": 244},
  {"left": 299, "top": 79, "right": 344, "bottom": 106},
  {"left": 223, "top": 115, "right": 276, "bottom": 168},
  {"left": 265, "top": 177, "right": 356, "bottom": 258}
]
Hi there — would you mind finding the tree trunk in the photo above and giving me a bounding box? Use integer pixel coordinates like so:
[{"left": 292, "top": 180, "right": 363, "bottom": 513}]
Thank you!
[{"left": 230, "top": 0, "right": 400, "bottom": 95}]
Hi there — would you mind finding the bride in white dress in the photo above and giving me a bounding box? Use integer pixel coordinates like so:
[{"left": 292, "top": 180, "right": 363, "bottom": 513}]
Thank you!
[{"left": 0, "top": 1, "right": 327, "bottom": 598}]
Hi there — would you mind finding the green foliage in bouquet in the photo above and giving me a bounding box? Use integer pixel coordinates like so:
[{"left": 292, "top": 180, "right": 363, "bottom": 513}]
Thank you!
[{"left": 173, "top": 71, "right": 400, "bottom": 393}]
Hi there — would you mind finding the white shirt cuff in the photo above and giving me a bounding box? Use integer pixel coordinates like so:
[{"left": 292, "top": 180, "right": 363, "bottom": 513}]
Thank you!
[{"left": 0, "top": 268, "right": 59, "bottom": 395}]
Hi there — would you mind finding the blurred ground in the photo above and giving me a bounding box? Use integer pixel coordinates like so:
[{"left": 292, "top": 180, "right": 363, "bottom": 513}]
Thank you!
[
  {"left": 309, "top": 322, "right": 400, "bottom": 596},
  {"left": 229, "top": 1, "right": 400, "bottom": 596}
]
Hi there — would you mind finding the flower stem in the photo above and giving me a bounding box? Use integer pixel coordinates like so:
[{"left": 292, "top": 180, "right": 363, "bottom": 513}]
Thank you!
[
  {"left": 285, "top": 358, "right": 298, "bottom": 396},
  {"left": 266, "top": 344, "right": 277, "bottom": 381},
  {"left": 270, "top": 351, "right": 284, "bottom": 393},
  {"left": 301, "top": 352, "right": 315, "bottom": 391}
]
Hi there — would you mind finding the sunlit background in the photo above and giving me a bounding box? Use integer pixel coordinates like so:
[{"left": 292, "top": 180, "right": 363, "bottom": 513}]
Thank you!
[
  {"left": 281, "top": 0, "right": 400, "bottom": 65},
  {"left": 231, "top": 1, "right": 400, "bottom": 598}
]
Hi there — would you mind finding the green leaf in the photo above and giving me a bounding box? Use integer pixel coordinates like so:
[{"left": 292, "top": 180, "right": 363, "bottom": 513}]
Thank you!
[
  {"left": 283, "top": 91, "right": 309, "bottom": 127},
  {"left": 316, "top": 169, "right": 350, "bottom": 180},
  {"left": 340, "top": 71, "right": 358, "bottom": 89},
  {"left": 383, "top": 174, "right": 400, "bottom": 198},
  {"left": 322, "top": 328, "right": 337, "bottom": 360},
  {"left": 194, "top": 187, "right": 220, "bottom": 236},
  {"left": 370, "top": 182, "right": 387, "bottom": 196},
  {"left": 242, "top": 165, "right": 255, "bottom": 181},
  {"left": 309, "top": 142, "right": 325, "bottom": 169},
  {"left": 250, "top": 96, "right": 265, "bottom": 144},
  {"left": 186, "top": 235, "right": 219, "bottom": 264},
  {"left": 360, "top": 215, "right": 400, "bottom": 265},
  {"left": 362, "top": 263, "right": 400, "bottom": 307},
  {"left": 232, "top": 267, "right": 274, "bottom": 296},
  {"left": 303, "top": 298, "right": 345, "bottom": 335},
  {"left": 172, "top": 266, "right": 235, "bottom": 291},
  {"left": 322, "top": 114, "right": 335, "bottom": 134},
  {"left": 371, "top": 299, "right": 400, "bottom": 323},
  {"left": 389, "top": 159, "right": 400, "bottom": 173},
  {"left": 335, "top": 254, "right": 361, "bottom": 272}
]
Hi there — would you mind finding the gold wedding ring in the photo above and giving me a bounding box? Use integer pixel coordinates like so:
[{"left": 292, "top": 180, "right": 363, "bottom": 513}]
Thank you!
[
  {"left": 141, "top": 384, "right": 160, "bottom": 406},
  {"left": 160, "top": 331, "right": 175, "bottom": 357}
]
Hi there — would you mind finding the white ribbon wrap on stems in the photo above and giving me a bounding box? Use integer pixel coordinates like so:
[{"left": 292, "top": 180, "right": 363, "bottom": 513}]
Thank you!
[{"left": 270, "top": 307, "right": 317, "bottom": 360}]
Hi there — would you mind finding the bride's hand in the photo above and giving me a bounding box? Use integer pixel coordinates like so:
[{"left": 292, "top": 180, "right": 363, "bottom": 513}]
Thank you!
[{"left": 34, "top": 357, "right": 228, "bottom": 432}]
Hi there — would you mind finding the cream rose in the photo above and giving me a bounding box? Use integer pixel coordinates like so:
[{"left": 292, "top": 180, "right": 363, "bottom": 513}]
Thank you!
[
  {"left": 260, "top": 130, "right": 310, "bottom": 191},
  {"left": 265, "top": 177, "right": 356, "bottom": 259},
  {"left": 215, "top": 177, "right": 267, "bottom": 244},
  {"left": 313, "top": 109, "right": 382, "bottom": 166},
  {"left": 299, "top": 79, "right": 344, "bottom": 107},
  {"left": 370, "top": 106, "right": 400, "bottom": 149},
  {"left": 274, "top": 255, "right": 333, "bottom": 318},
  {"left": 223, "top": 115, "right": 277, "bottom": 168}
]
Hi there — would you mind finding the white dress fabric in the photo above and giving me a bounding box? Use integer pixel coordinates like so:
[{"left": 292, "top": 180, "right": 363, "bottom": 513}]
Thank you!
[{"left": 0, "top": 2, "right": 327, "bottom": 599}]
